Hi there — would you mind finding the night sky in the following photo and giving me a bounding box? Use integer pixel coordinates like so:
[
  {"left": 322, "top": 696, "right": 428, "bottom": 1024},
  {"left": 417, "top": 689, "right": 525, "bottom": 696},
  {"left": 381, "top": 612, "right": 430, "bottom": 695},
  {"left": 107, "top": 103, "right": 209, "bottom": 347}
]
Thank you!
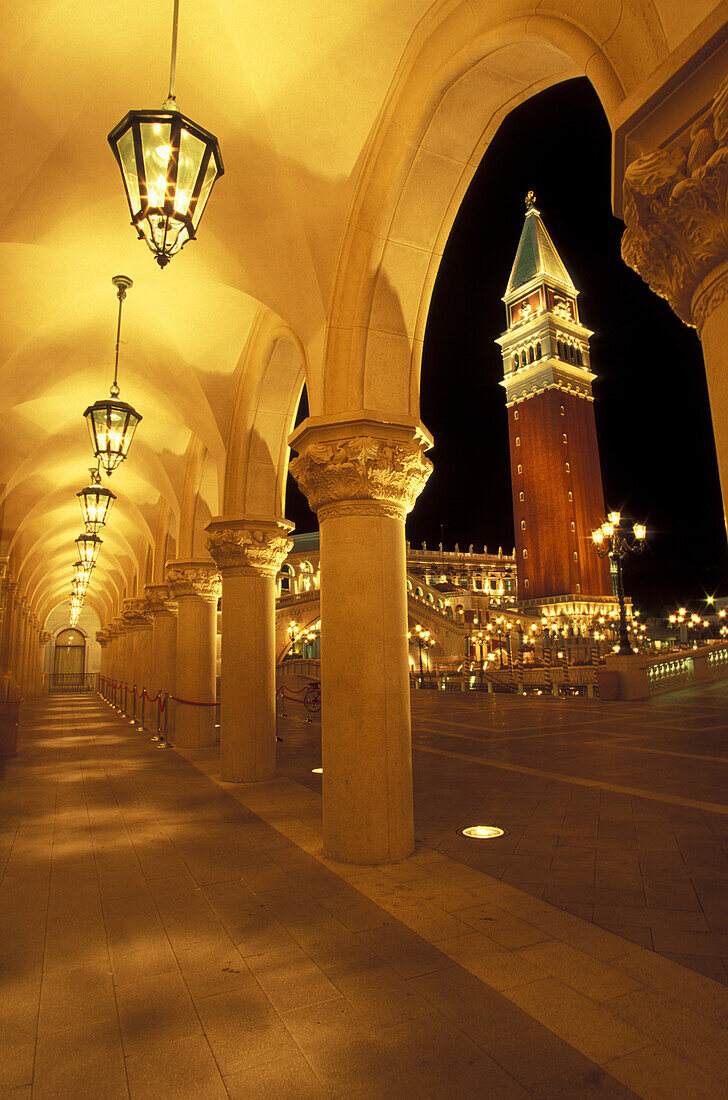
[{"left": 287, "top": 78, "right": 728, "bottom": 615}]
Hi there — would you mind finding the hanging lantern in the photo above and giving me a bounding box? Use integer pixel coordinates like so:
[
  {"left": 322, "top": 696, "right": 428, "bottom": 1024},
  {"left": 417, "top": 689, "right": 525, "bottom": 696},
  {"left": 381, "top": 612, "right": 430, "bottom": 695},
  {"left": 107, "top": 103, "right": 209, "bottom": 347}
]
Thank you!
[
  {"left": 73, "top": 560, "right": 94, "bottom": 584},
  {"left": 76, "top": 533, "right": 102, "bottom": 565},
  {"left": 84, "top": 276, "right": 142, "bottom": 475},
  {"left": 78, "top": 466, "right": 116, "bottom": 533},
  {"left": 108, "top": 0, "right": 223, "bottom": 268}
]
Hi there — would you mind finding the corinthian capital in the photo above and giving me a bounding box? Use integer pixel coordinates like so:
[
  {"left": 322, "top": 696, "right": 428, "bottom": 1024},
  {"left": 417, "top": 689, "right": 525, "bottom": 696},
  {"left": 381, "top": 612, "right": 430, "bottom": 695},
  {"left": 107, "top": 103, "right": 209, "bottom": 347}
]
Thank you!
[
  {"left": 144, "top": 584, "right": 177, "bottom": 614},
  {"left": 289, "top": 416, "right": 433, "bottom": 520},
  {"left": 206, "top": 518, "right": 294, "bottom": 578},
  {"left": 122, "top": 598, "right": 152, "bottom": 627},
  {"left": 622, "top": 75, "right": 728, "bottom": 332},
  {"left": 165, "top": 559, "right": 221, "bottom": 600}
]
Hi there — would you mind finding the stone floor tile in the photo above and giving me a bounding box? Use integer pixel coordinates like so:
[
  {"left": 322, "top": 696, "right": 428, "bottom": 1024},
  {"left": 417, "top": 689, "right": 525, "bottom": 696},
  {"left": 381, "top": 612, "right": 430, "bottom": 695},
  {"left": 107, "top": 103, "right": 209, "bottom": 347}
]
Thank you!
[
  {"left": 355, "top": 921, "right": 453, "bottom": 979},
  {"left": 516, "top": 941, "right": 644, "bottom": 1001},
  {"left": 326, "top": 956, "right": 433, "bottom": 1026},
  {"left": 32, "top": 1018, "right": 128, "bottom": 1100},
  {"left": 604, "top": 1043, "right": 728, "bottom": 1100},
  {"left": 124, "top": 1034, "right": 227, "bottom": 1100},
  {"left": 281, "top": 998, "right": 435, "bottom": 1096},
  {"left": 115, "top": 971, "right": 202, "bottom": 1057},
  {"left": 194, "top": 988, "right": 301, "bottom": 1076},
  {"left": 245, "top": 942, "right": 343, "bottom": 1013},
  {"left": 504, "top": 978, "right": 652, "bottom": 1065},
  {"left": 223, "top": 1053, "right": 329, "bottom": 1099}
]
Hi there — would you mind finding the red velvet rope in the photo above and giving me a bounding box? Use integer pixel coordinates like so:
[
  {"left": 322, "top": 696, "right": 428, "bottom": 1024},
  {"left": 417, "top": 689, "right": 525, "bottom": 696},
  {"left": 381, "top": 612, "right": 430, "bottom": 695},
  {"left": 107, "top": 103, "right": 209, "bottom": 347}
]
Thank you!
[{"left": 169, "top": 695, "right": 218, "bottom": 707}]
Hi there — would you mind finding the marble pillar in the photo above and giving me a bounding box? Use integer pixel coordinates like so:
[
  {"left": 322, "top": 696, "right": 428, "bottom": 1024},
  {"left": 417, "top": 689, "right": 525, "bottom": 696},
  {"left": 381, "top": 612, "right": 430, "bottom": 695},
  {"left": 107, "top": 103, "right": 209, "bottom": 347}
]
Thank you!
[
  {"left": 206, "top": 517, "right": 293, "bottom": 783},
  {"left": 622, "top": 73, "right": 728, "bottom": 534},
  {"left": 166, "top": 561, "right": 220, "bottom": 748},
  {"left": 290, "top": 415, "right": 432, "bottom": 864},
  {"left": 145, "top": 585, "right": 178, "bottom": 739}
]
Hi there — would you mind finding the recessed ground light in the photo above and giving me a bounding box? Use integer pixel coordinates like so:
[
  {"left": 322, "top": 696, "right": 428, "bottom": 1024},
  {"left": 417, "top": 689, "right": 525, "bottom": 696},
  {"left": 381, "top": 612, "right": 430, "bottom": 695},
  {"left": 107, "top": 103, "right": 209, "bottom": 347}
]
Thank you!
[
  {"left": 458, "top": 825, "right": 507, "bottom": 840},
  {"left": 311, "top": 767, "right": 323, "bottom": 774}
]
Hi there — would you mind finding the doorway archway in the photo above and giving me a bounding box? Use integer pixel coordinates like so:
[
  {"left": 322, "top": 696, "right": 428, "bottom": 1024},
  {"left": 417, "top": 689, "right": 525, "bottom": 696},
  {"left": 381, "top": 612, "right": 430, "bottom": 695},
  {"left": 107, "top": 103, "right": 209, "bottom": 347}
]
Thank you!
[{"left": 52, "top": 629, "right": 86, "bottom": 692}]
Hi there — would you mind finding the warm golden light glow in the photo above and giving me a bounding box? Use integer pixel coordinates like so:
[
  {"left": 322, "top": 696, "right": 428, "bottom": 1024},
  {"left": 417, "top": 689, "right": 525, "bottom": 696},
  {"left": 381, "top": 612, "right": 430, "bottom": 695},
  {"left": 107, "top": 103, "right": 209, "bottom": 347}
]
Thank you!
[{"left": 461, "top": 825, "right": 506, "bottom": 840}]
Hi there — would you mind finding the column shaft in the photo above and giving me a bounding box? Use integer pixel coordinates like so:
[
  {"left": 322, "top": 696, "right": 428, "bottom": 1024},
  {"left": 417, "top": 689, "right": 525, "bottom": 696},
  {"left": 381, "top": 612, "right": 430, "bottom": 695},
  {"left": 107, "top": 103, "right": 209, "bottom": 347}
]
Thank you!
[
  {"left": 320, "top": 506, "right": 413, "bottom": 863},
  {"left": 175, "top": 594, "right": 217, "bottom": 747}
]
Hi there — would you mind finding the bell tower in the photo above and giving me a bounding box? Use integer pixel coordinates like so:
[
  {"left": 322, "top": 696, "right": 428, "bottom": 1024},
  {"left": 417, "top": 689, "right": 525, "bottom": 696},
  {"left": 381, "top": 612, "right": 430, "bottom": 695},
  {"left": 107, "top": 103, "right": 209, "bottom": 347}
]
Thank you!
[{"left": 496, "top": 193, "right": 612, "bottom": 609}]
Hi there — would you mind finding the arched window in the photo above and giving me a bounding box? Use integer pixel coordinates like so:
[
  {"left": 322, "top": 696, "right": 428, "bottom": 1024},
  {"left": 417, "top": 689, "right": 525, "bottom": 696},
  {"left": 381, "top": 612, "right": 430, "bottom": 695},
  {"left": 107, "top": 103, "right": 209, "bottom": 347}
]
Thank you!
[
  {"left": 515, "top": 436, "right": 521, "bottom": 447},
  {"left": 570, "top": 521, "right": 575, "bottom": 532},
  {"left": 576, "top": 583, "right": 581, "bottom": 593},
  {"left": 406, "top": 578, "right": 413, "bottom": 591},
  {"left": 557, "top": 340, "right": 563, "bottom": 358},
  {"left": 415, "top": 586, "right": 424, "bottom": 598},
  {"left": 576, "top": 348, "right": 582, "bottom": 365},
  {"left": 517, "top": 463, "right": 522, "bottom": 474},
  {"left": 519, "top": 350, "right": 525, "bottom": 367},
  {"left": 279, "top": 562, "right": 294, "bottom": 592},
  {"left": 565, "top": 462, "right": 570, "bottom": 473},
  {"left": 520, "top": 519, "right": 526, "bottom": 530},
  {"left": 522, "top": 548, "right": 528, "bottom": 559},
  {"left": 524, "top": 578, "right": 530, "bottom": 590},
  {"left": 568, "top": 490, "right": 573, "bottom": 501},
  {"left": 560, "top": 404, "right": 565, "bottom": 416},
  {"left": 562, "top": 433, "right": 567, "bottom": 443},
  {"left": 573, "top": 551, "right": 578, "bottom": 561},
  {"left": 528, "top": 346, "right": 534, "bottom": 363},
  {"left": 519, "top": 491, "right": 524, "bottom": 501},
  {"left": 428, "top": 593, "right": 434, "bottom": 604},
  {"left": 569, "top": 344, "right": 575, "bottom": 362},
  {"left": 513, "top": 354, "right": 519, "bottom": 369},
  {"left": 514, "top": 409, "right": 519, "bottom": 420},
  {"left": 536, "top": 342, "right": 542, "bottom": 359},
  {"left": 437, "top": 598, "right": 444, "bottom": 609}
]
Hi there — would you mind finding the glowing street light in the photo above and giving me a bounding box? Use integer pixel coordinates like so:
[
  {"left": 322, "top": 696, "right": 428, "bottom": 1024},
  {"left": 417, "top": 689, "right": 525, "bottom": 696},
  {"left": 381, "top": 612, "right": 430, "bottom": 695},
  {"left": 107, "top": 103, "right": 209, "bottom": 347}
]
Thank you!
[{"left": 591, "top": 512, "right": 646, "bottom": 655}]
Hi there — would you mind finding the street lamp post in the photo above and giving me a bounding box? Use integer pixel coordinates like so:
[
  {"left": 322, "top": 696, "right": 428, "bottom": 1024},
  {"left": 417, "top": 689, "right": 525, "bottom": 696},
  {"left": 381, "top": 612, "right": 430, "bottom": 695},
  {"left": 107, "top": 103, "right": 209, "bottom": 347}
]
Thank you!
[
  {"left": 408, "top": 624, "right": 433, "bottom": 683},
  {"left": 592, "top": 512, "right": 646, "bottom": 656}
]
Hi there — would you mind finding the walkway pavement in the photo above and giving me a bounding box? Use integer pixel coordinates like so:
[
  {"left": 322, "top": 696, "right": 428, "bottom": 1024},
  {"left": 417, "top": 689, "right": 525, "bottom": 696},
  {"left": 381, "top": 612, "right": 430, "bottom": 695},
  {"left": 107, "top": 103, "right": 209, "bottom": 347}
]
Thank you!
[{"left": 2, "top": 689, "right": 728, "bottom": 1098}]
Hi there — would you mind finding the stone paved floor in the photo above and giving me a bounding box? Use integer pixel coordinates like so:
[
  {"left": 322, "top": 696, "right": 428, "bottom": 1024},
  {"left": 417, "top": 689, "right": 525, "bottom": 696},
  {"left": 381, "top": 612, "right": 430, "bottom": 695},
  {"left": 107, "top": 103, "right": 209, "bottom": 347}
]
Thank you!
[
  {"left": 2, "top": 690, "right": 728, "bottom": 1097},
  {"left": 283, "top": 680, "right": 728, "bottom": 985}
]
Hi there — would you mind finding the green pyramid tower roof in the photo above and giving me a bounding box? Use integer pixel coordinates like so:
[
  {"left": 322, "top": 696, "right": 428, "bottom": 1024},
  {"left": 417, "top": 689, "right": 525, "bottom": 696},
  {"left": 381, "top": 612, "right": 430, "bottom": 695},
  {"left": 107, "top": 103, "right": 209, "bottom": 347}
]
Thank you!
[{"left": 505, "top": 200, "right": 575, "bottom": 297}]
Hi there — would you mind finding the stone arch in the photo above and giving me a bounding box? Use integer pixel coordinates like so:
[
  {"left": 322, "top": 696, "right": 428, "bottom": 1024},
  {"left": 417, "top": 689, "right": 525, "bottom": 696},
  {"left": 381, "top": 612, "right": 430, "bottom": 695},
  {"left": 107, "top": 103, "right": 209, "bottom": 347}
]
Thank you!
[
  {"left": 323, "top": 1, "right": 666, "bottom": 418},
  {"left": 223, "top": 308, "right": 307, "bottom": 520}
]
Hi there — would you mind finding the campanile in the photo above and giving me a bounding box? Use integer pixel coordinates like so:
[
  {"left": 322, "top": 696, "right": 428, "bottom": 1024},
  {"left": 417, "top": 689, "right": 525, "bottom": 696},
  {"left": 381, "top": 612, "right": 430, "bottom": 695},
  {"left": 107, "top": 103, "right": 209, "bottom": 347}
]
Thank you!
[{"left": 496, "top": 193, "right": 612, "bottom": 608}]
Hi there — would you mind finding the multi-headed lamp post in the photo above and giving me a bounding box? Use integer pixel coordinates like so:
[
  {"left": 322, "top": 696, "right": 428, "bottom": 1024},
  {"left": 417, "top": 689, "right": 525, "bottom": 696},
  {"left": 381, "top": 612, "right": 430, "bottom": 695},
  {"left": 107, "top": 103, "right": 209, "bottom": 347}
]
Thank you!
[
  {"left": 408, "top": 624, "right": 433, "bottom": 682},
  {"left": 592, "top": 512, "right": 646, "bottom": 655}
]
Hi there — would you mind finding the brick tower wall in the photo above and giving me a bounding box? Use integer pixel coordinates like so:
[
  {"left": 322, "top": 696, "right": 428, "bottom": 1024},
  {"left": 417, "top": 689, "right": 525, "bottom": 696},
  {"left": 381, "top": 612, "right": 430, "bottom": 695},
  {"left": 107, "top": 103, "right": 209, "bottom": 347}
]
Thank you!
[{"left": 508, "top": 388, "right": 612, "bottom": 601}]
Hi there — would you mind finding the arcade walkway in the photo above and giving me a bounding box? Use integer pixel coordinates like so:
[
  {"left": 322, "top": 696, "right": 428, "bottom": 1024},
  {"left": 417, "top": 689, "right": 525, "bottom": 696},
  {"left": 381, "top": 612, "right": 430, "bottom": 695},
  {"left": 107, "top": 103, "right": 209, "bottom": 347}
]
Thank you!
[{"left": 3, "top": 691, "right": 728, "bottom": 1099}]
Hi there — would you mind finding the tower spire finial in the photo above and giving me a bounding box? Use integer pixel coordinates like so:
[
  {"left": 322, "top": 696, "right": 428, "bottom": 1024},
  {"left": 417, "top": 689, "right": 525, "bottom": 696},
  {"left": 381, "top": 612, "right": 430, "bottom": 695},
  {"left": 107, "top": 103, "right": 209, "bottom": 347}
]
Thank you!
[{"left": 525, "top": 190, "right": 537, "bottom": 211}]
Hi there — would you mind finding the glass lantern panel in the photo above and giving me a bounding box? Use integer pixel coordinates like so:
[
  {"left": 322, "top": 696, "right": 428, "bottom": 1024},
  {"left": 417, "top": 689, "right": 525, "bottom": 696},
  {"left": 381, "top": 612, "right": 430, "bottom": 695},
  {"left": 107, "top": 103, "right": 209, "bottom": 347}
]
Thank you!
[
  {"left": 140, "top": 121, "right": 172, "bottom": 209},
  {"left": 192, "top": 154, "right": 219, "bottom": 229},
  {"left": 176, "top": 128, "right": 206, "bottom": 215},
  {"left": 116, "top": 126, "right": 141, "bottom": 214}
]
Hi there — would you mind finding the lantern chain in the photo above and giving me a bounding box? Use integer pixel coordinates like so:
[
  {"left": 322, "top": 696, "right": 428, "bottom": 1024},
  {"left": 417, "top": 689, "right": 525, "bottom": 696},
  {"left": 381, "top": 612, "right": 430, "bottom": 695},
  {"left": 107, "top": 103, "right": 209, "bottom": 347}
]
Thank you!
[
  {"left": 165, "top": 0, "right": 180, "bottom": 110},
  {"left": 110, "top": 275, "right": 132, "bottom": 398}
]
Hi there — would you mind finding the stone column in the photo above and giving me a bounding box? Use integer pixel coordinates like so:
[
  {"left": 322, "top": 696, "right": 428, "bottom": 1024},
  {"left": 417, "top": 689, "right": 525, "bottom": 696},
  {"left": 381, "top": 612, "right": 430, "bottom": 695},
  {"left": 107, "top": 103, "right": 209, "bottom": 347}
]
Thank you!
[
  {"left": 145, "top": 584, "right": 178, "bottom": 739},
  {"left": 16, "top": 601, "right": 30, "bottom": 696},
  {"left": 96, "top": 632, "right": 109, "bottom": 692},
  {"left": 206, "top": 517, "right": 294, "bottom": 783},
  {"left": 166, "top": 560, "right": 220, "bottom": 748},
  {"left": 38, "top": 631, "right": 50, "bottom": 694},
  {"left": 290, "top": 416, "right": 432, "bottom": 864},
  {"left": 122, "top": 600, "right": 153, "bottom": 692},
  {"left": 622, "top": 74, "right": 728, "bottom": 532}
]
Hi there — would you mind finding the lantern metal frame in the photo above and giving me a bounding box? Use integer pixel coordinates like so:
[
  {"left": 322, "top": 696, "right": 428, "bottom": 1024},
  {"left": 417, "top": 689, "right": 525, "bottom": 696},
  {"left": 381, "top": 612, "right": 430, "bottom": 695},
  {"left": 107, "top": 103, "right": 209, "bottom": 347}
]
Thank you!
[
  {"left": 78, "top": 466, "right": 116, "bottom": 533},
  {"left": 84, "top": 276, "right": 142, "bottom": 476},
  {"left": 107, "top": 0, "right": 224, "bottom": 268},
  {"left": 76, "top": 533, "right": 103, "bottom": 565}
]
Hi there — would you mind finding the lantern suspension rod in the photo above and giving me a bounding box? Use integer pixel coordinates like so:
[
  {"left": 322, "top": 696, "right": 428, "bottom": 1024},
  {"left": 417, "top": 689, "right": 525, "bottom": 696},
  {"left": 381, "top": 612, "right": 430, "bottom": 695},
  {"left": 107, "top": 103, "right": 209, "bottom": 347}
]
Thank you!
[
  {"left": 110, "top": 275, "right": 132, "bottom": 397},
  {"left": 166, "top": 0, "right": 180, "bottom": 108}
]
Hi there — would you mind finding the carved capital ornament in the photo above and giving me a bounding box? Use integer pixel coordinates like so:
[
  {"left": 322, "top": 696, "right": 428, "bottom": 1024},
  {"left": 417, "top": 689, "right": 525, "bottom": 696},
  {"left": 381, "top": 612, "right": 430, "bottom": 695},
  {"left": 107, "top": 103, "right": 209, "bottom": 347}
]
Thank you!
[
  {"left": 622, "top": 75, "right": 728, "bottom": 332},
  {"left": 165, "top": 560, "right": 221, "bottom": 600},
  {"left": 290, "top": 434, "right": 432, "bottom": 518},
  {"left": 206, "top": 519, "right": 294, "bottom": 578}
]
